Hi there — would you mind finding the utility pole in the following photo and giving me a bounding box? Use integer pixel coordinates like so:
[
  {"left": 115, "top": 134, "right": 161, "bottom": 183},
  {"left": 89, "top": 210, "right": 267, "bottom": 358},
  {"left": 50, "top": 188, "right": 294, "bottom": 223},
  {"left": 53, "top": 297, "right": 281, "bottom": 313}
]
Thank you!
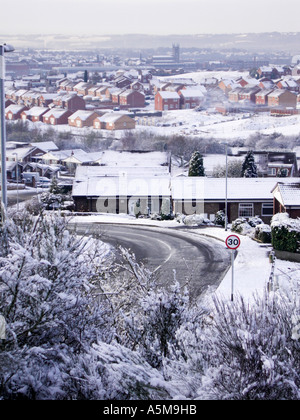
[{"left": 0, "top": 44, "right": 14, "bottom": 223}]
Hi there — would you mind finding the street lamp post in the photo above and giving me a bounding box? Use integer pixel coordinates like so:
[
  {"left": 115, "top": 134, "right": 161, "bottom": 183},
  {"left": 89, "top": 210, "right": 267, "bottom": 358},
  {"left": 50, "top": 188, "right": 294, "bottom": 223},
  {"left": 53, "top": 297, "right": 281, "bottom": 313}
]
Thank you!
[
  {"left": 12, "top": 152, "right": 19, "bottom": 211},
  {"left": 0, "top": 43, "right": 14, "bottom": 223}
]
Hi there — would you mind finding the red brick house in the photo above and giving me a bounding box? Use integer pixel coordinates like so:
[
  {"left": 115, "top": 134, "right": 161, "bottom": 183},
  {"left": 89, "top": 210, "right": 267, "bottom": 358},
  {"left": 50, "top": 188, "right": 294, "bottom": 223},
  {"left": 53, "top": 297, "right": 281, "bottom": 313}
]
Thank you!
[
  {"left": 43, "top": 108, "right": 72, "bottom": 125},
  {"left": 131, "top": 81, "right": 144, "bottom": 92},
  {"left": 155, "top": 91, "right": 180, "bottom": 111},
  {"left": 53, "top": 94, "right": 86, "bottom": 112},
  {"left": 39, "top": 93, "right": 57, "bottom": 107},
  {"left": 5, "top": 104, "right": 28, "bottom": 120},
  {"left": 73, "top": 82, "right": 93, "bottom": 96},
  {"left": 68, "top": 110, "right": 99, "bottom": 128},
  {"left": 272, "top": 182, "right": 300, "bottom": 219},
  {"left": 238, "top": 86, "right": 261, "bottom": 103},
  {"left": 94, "top": 113, "right": 136, "bottom": 130},
  {"left": 267, "top": 89, "right": 297, "bottom": 108},
  {"left": 255, "top": 89, "right": 274, "bottom": 106},
  {"left": 21, "top": 107, "right": 49, "bottom": 122},
  {"left": 119, "top": 90, "right": 145, "bottom": 107},
  {"left": 111, "top": 89, "right": 126, "bottom": 104},
  {"left": 178, "top": 89, "right": 204, "bottom": 109},
  {"left": 114, "top": 76, "right": 132, "bottom": 89}
]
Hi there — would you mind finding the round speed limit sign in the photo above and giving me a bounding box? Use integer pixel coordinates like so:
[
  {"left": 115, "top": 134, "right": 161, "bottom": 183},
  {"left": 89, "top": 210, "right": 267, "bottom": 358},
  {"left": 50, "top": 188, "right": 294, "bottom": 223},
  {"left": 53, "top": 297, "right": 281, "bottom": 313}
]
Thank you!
[{"left": 226, "top": 235, "right": 241, "bottom": 250}]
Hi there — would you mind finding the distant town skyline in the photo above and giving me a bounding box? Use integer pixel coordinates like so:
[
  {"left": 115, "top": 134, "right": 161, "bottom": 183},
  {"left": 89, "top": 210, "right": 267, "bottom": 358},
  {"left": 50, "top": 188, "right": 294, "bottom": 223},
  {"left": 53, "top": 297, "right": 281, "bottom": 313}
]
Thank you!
[{"left": 1, "top": 0, "right": 300, "bottom": 36}]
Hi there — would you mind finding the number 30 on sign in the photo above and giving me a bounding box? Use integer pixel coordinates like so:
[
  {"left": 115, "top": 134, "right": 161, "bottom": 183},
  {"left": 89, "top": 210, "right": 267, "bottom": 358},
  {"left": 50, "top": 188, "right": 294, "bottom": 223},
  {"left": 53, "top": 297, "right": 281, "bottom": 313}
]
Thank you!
[{"left": 225, "top": 235, "right": 241, "bottom": 250}]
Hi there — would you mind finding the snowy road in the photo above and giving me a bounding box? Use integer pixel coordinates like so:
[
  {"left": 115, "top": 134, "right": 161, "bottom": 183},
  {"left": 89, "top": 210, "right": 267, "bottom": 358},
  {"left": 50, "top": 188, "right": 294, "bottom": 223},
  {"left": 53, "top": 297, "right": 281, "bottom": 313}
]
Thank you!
[{"left": 72, "top": 223, "right": 231, "bottom": 299}]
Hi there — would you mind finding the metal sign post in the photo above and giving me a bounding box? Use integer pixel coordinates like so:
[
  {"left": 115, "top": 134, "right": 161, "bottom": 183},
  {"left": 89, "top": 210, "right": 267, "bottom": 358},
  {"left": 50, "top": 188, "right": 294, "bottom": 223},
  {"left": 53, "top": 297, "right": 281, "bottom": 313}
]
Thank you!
[{"left": 225, "top": 235, "right": 241, "bottom": 302}]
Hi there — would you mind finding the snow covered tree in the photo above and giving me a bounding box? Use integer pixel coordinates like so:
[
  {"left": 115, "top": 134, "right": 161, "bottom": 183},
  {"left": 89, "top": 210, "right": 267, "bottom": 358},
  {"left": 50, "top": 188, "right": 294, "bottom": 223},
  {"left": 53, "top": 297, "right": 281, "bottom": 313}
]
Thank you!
[
  {"left": 241, "top": 151, "right": 258, "bottom": 178},
  {"left": 188, "top": 151, "right": 205, "bottom": 177},
  {"left": 0, "top": 210, "right": 114, "bottom": 399}
]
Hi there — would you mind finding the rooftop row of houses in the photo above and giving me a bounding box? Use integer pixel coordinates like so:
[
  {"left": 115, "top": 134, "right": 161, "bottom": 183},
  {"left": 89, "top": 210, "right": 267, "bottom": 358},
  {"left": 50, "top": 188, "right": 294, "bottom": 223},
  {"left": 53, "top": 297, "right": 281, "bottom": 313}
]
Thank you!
[
  {"left": 5, "top": 103, "right": 136, "bottom": 130},
  {"left": 218, "top": 75, "right": 300, "bottom": 111}
]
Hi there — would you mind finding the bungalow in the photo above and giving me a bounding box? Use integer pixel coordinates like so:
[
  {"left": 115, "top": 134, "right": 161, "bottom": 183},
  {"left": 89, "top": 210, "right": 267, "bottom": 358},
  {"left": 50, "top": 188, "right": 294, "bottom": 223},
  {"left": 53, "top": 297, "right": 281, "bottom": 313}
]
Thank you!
[
  {"left": 22, "top": 162, "right": 60, "bottom": 179},
  {"left": 272, "top": 182, "right": 300, "bottom": 219},
  {"left": 21, "top": 106, "right": 49, "bottom": 122},
  {"left": 62, "top": 150, "right": 103, "bottom": 174},
  {"left": 6, "top": 160, "right": 23, "bottom": 181},
  {"left": 68, "top": 110, "right": 99, "bottom": 128},
  {"left": 72, "top": 171, "right": 172, "bottom": 215},
  {"left": 95, "top": 113, "right": 136, "bottom": 130},
  {"left": 155, "top": 91, "right": 180, "bottom": 111},
  {"left": 5, "top": 104, "right": 28, "bottom": 120},
  {"left": 171, "top": 177, "right": 283, "bottom": 224},
  {"left": 6, "top": 145, "right": 46, "bottom": 164},
  {"left": 43, "top": 108, "right": 72, "bottom": 125}
]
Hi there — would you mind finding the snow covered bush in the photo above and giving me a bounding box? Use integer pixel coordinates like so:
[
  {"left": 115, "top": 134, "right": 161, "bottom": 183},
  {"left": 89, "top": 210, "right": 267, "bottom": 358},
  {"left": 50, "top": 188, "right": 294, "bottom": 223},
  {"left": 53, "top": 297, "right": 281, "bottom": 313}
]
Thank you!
[
  {"left": 195, "top": 294, "right": 300, "bottom": 400},
  {"left": 254, "top": 223, "right": 272, "bottom": 244},
  {"left": 231, "top": 216, "right": 270, "bottom": 241},
  {"left": 271, "top": 213, "right": 300, "bottom": 253},
  {"left": 214, "top": 210, "right": 225, "bottom": 227}
]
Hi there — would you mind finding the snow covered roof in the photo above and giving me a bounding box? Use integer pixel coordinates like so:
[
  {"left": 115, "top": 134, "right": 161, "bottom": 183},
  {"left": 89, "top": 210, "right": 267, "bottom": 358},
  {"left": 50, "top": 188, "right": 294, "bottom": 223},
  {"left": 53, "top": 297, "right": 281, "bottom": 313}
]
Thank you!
[
  {"left": 24, "top": 106, "right": 49, "bottom": 117},
  {"left": 5, "top": 104, "right": 26, "bottom": 114},
  {"left": 29, "top": 141, "right": 58, "bottom": 152},
  {"left": 171, "top": 178, "right": 298, "bottom": 201},
  {"left": 180, "top": 88, "right": 204, "bottom": 99},
  {"left": 68, "top": 110, "right": 97, "bottom": 120},
  {"left": 272, "top": 182, "right": 300, "bottom": 207},
  {"left": 43, "top": 108, "right": 70, "bottom": 118},
  {"left": 157, "top": 91, "right": 180, "bottom": 100},
  {"left": 73, "top": 176, "right": 172, "bottom": 198}
]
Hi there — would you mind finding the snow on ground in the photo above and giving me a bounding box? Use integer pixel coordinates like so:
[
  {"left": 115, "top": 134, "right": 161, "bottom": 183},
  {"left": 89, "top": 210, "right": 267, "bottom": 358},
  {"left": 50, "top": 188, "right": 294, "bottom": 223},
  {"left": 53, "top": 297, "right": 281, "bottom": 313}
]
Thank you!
[{"left": 71, "top": 214, "right": 273, "bottom": 302}]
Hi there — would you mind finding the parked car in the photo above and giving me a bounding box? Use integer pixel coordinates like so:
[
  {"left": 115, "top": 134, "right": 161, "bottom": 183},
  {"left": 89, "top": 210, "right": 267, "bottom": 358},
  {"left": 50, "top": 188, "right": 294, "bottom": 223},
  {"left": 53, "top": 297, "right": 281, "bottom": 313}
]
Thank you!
[{"left": 37, "top": 177, "right": 51, "bottom": 188}]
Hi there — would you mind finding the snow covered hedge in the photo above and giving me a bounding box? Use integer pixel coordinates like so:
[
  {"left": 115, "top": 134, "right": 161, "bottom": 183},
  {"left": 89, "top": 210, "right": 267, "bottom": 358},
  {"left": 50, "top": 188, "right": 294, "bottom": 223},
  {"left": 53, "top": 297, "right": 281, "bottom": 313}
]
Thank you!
[
  {"left": 271, "top": 213, "right": 300, "bottom": 253},
  {"left": 231, "top": 217, "right": 271, "bottom": 243}
]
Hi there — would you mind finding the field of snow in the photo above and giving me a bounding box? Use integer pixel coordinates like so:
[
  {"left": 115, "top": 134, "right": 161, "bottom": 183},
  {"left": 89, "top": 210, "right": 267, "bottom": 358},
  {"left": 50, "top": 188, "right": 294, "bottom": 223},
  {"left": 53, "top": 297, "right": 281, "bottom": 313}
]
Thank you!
[{"left": 135, "top": 109, "right": 300, "bottom": 142}]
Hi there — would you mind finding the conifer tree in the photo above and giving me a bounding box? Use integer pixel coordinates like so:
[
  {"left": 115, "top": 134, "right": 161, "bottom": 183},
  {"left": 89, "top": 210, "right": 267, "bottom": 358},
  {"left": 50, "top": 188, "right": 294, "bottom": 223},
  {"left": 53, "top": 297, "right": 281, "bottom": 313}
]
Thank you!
[
  {"left": 188, "top": 151, "right": 205, "bottom": 177},
  {"left": 241, "top": 151, "right": 258, "bottom": 178}
]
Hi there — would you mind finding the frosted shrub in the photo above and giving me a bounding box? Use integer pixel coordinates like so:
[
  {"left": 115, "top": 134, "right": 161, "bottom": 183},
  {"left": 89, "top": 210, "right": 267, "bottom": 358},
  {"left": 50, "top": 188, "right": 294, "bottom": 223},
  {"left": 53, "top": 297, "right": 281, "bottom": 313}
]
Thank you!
[
  {"left": 271, "top": 213, "right": 300, "bottom": 253},
  {"left": 198, "top": 294, "right": 300, "bottom": 400}
]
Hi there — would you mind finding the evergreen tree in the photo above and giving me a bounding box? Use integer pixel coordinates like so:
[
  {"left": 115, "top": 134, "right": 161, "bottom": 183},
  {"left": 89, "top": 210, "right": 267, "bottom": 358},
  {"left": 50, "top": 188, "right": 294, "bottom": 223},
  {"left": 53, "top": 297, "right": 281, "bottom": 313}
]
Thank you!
[
  {"left": 241, "top": 151, "right": 258, "bottom": 178},
  {"left": 188, "top": 151, "right": 205, "bottom": 177}
]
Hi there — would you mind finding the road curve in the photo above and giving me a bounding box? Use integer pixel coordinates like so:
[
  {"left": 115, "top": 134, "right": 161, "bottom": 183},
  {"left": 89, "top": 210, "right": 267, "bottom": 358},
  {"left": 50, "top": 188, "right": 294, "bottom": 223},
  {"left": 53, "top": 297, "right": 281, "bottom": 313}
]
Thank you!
[{"left": 72, "top": 223, "right": 232, "bottom": 299}]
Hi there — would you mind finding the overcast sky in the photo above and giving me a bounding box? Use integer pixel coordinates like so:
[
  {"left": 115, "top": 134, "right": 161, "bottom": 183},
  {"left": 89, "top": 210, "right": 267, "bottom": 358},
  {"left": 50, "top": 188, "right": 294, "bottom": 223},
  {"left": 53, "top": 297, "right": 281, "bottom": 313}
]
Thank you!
[{"left": 2, "top": 0, "right": 300, "bottom": 35}]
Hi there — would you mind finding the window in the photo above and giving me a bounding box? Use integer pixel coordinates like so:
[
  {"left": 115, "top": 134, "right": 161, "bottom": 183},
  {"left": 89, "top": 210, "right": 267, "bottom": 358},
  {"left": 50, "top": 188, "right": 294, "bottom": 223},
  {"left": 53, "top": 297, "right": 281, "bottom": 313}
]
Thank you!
[
  {"left": 268, "top": 167, "right": 277, "bottom": 176},
  {"left": 262, "top": 203, "right": 273, "bottom": 216},
  {"left": 238, "top": 203, "right": 254, "bottom": 218}
]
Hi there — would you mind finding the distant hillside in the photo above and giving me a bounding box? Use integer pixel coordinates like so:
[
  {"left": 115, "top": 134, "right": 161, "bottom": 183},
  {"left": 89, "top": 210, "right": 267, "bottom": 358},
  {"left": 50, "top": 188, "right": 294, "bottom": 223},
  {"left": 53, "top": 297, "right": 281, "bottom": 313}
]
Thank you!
[{"left": 1, "top": 32, "right": 300, "bottom": 53}]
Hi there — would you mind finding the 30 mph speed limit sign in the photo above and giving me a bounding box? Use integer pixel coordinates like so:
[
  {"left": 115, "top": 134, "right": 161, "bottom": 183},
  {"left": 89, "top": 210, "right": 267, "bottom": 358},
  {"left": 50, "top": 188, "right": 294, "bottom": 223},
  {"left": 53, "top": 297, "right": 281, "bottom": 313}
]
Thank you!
[{"left": 225, "top": 235, "right": 241, "bottom": 250}]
